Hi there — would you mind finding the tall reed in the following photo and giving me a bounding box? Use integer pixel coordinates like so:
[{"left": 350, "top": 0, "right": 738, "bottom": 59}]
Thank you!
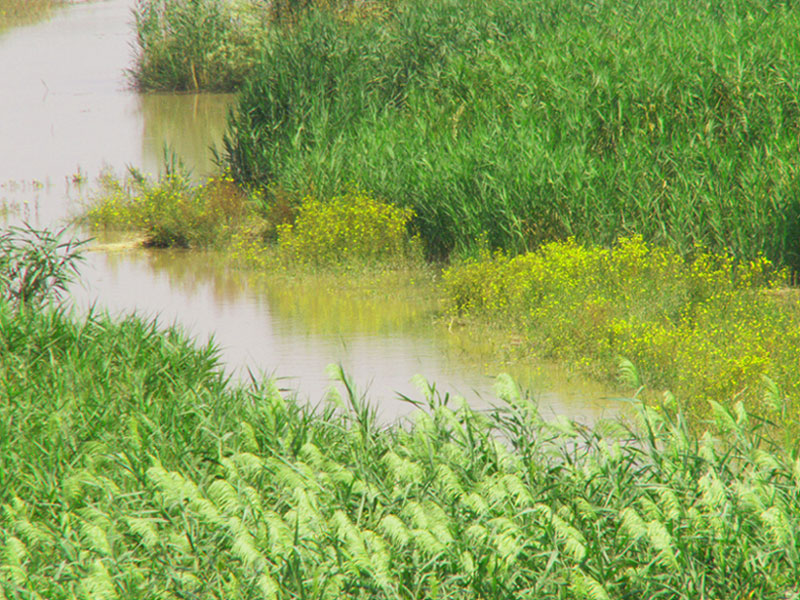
[
  {"left": 223, "top": 0, "right": 800, "bottom": 264},
  {"left": 2, "top": 295, "right": 800, "bottom": 598}
]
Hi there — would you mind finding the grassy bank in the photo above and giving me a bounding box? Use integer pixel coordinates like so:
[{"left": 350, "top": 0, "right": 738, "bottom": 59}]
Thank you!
[
  {"left": 217, "top": 0, "right": 800, "bottom": 264},
  {"left": 3, "top": 289, "right": 800, "bottom": 599}
]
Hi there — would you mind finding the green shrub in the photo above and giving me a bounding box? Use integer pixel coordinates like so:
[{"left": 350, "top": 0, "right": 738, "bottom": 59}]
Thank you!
[
  {"left": 0, "top": 225, "right": 85, "bottom": 308},
  {"left": 86, "top": 169, "right": 262, "bottom": 248}
]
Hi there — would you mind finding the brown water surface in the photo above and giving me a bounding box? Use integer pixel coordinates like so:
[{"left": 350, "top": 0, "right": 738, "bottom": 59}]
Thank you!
[{"left": 0, "top": 0, "right": 625, "bottom": 422}]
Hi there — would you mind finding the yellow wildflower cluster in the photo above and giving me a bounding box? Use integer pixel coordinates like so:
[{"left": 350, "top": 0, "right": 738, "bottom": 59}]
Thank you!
[
  {"left": 443, "top": 235, "right": 799, "bottom": 418},
  {"left": 276, "top": 188, "right": 415, "bottom": 265}
]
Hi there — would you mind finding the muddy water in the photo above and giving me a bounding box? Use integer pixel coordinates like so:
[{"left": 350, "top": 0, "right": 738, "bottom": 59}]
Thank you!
[{"left": 0, "top": 0, "right": 624, "bottom": 421}]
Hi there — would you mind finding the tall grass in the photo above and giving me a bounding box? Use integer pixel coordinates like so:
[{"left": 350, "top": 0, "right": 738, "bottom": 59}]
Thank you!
[
  {"left": 2, "top": 291, "right": 800, "bottom": 598},
  {"left": 222, "top": 0, "right": 800, "bottom": 264},
  {"left": 131, "top": 0, "right": 270, "bottom": 91}
]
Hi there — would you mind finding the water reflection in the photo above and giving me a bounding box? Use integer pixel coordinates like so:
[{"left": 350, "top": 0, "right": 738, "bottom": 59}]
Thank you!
[
  {"left": 2, "top": 0, "right": 624, "bottom": 424},
  {"left": 72, "top": 248, "right": 623, "bottom": 423},
  {"left": 0, "top": 0, "right": 233, "bottom": 227},
  {"left": 139, "top": 93, "right": 234, "bottom": 178}
]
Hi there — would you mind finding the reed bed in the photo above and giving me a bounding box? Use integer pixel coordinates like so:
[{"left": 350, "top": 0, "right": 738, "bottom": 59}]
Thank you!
[
  {"left": 2, "top": 291, "right": 800, "bottom": 599},
  {"left": 221, "top": 0, "right": 800, "bottom": 265},
  {"left": 1, "top": 228, "right": 799, "bottom": 598}
]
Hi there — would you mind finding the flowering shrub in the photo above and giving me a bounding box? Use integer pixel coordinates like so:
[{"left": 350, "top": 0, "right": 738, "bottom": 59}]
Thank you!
[
  {"left": 443, "top": 236, "right": 798, "bottom": 417},
  {"left": 87, "top": 171, "right": 259, "bottom": 248},
  {"left": 276, "top": 189, "right": 416, "bottom": 265}
]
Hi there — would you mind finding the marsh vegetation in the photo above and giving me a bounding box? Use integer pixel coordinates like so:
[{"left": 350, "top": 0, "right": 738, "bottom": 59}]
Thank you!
[
  {"left": 5, "top": 0, "right": 800, "bottom": 594},
  {"left": 1, "top": 237, "right": 799, "bottom": 599}
]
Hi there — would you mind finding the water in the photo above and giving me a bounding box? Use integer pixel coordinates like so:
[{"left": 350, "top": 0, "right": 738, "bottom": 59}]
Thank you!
[{"left": 0, "top": 0, "right": 624, "bottom": 422}]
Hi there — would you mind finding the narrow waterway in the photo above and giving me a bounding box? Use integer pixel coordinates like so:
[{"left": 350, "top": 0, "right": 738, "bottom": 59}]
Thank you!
[{"left": 0, "top": 0, "right": 624, "bottom": 422}]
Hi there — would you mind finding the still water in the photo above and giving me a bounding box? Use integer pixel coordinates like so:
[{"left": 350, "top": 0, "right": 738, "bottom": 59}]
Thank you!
[{"left": 0, "top": 0, "right": 623, "bottom": 421}]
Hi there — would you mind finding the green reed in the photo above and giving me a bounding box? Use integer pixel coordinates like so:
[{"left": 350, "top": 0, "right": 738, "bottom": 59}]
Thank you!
[
  {"left": 2, "top": 287, "right": 800, "bottom": 598},
  {"left": 222, "top": 0, "right": 800, "bottom": 265},
  {"left": 131, "top": 0, "right": 269, "bottom": 91}
]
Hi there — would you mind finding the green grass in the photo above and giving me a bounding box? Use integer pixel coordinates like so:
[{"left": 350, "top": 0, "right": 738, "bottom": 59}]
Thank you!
[
  {"left": 220, "top": 0, "right": 800, "bottom": 265},
  {"left": 130, "top": 0, "right": 269, "bottom": 91},
  {"left": 2, "top": 295, "right": 800, "bottom": 599}
]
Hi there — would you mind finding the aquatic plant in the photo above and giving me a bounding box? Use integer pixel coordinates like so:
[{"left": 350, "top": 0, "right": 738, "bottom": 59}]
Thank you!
[
  {"left": 2, "top": 293, "right": 800, "bottom": 598},
  {"left": 443, "top": 235, "right": 800, "bottom": 422},
  {"left": 0, "top": 224, "right": 85, "bottom": 308},
  {"left": 222, "top": 0, "right": 800, "bottom": 264},
  {"left": 131, "top": 0, "right": 271, "bottom": 91},
  {"left": 86, "top": 169, "right": 263, "bottom": 248},
  {"left": 276, "top": 188, "right": 417, "bottom": 265}
]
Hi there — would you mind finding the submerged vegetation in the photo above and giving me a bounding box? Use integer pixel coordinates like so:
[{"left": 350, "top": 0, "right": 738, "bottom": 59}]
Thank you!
[{"left": 2, "top": 258, "right": 800, "bottom": 598}]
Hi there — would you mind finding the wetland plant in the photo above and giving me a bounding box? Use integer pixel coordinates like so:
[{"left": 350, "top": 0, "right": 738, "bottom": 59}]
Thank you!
[
  {"left": 2, "top": 294, "right": 800, "bottom": 599},
  {"left": 0, "top": 224, "right": 85, "bottom": 308},
  {"left": 222, "top": 0, "right": 800, "bottom": 264}
]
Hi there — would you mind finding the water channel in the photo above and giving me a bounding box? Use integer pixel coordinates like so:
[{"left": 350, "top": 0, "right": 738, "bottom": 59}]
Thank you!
[{"left": 0, "top": 0, "right": 624, "bottom": 422}]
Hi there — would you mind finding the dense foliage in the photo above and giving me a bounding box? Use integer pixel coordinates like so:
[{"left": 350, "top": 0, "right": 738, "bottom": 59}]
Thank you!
[
  {"left": 221, "top": 0, "right": 800, "bottom": 263},
  {"left": 131, "top": 0, "right": 270, "bottom": 91},
  {"left": 2, "top": 297, "right": 800, "bottom": 599},
  {"left": 87, "top": 170, "right": 260, "bottom": 248}
]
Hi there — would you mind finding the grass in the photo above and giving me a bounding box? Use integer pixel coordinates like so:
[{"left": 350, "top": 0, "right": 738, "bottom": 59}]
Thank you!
[
  {"left": 83, "top": 173, "right": 800, "bottom": 427},
  {"left": 0, "top": 0, "right": 63, "bottom": 31},
  {"left": 131, "top": 0, "right": 271, "bottom": 91},
  {"left": 219, "top": 0, "right": 800, "bottom": 265},
  {"left": 85, "top": 170, "right": 423, "bottom": 269},
  {"left": 2, "top": 290, "right": 800, "bottom": 599},
  {"left": 130, "top": 0, "right": 393, "bottom": 91},
  {"left": 442, "top": 235, "right": 800, "bottom": 425}
]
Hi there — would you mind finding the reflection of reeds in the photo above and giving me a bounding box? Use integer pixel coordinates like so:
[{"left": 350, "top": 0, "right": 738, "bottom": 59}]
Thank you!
[
  {"left": 4, "top": 299, "right": 800, "bottom": 597},
  {"left": 139, "top": 93, "right": 234, "bottom": 178}
]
